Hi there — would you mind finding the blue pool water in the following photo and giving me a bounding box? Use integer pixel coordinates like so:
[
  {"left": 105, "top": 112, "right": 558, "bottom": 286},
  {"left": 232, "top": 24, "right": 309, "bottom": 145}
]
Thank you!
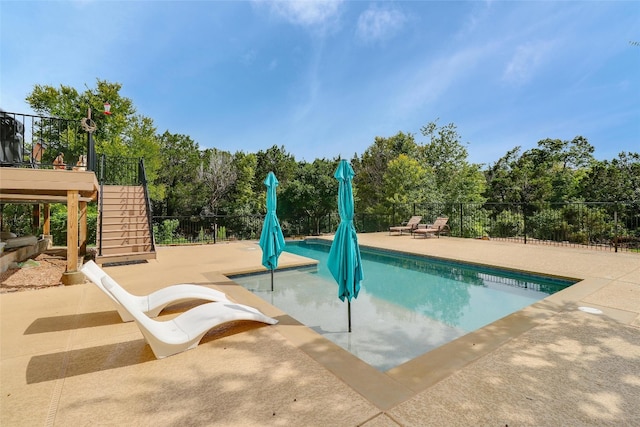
[{"left": 232, "top": 240, "right": 574, "bottom": 371}]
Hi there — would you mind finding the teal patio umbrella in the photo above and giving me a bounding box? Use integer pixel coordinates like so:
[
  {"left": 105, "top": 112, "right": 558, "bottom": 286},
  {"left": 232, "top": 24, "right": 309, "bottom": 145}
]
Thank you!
[
  {"left": 327, "top": 160, "right": 364, "bottom": 332},
  {"left": 259, "top": 172, "right": 286, "bottom": 291}
]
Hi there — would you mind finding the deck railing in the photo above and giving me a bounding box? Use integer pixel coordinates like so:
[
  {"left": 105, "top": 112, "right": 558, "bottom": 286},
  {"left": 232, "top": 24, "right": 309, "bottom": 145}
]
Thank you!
[{"left": 0, "top": 111, "right": 94, "bottom": 171}]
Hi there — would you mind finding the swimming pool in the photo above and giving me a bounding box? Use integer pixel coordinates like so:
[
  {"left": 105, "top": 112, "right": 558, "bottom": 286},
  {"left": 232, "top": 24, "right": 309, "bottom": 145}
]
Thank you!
[{"left": 231, "top": 240, "right": 574, "bottom": 371}]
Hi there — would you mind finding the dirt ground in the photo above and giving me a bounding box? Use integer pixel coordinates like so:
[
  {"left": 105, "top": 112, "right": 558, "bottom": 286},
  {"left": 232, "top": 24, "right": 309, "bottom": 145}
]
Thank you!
[{"left": 0, "top": 252, "right": 70, "bottom": 293}]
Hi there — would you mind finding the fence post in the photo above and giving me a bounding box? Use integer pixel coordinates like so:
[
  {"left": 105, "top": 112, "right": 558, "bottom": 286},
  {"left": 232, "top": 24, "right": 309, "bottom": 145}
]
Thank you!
[
  {"left": 614, "top": 210, "right": 618, "bottom": 253},
  {"left": 87, "top": 130, "right": 96, "bottom": 172},
  {"left": 459, "top": 203, "right": 463, "bottom": 237},
  {"left": 523, "top": 204, "right": 528, "bottom": 245},
  {"left": 98, "top": 154, "right": 105, "bottom": 256},
  {"left": 392, "top": 205, "right": 395, "bottom": 228}
]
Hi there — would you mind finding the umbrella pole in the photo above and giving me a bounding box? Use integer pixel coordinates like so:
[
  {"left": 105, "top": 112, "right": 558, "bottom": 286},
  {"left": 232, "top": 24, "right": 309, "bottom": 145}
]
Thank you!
[
  {"left": 270, "top": 268, "right": 274, "bottom": 292},
  {"left": 348, "top": 300, "right": 352, "bottom": 333}
]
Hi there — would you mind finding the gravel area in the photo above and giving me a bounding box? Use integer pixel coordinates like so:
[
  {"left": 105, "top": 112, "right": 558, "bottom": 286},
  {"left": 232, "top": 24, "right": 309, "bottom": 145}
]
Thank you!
[{"left": 0, "top": 253, "right": 69, "bottom": 293}]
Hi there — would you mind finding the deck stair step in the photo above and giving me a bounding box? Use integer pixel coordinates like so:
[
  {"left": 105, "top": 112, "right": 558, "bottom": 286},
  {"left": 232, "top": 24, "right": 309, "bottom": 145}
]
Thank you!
[
  {"left": 95, "top": 252, "right": 157, "bottom": 265},
  {"left": 96, "top": 184, "right": 156, "bottom": 265}
]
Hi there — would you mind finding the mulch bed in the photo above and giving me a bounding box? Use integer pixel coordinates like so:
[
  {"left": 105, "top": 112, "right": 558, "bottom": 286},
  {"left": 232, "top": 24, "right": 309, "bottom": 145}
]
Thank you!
[{"left": 0, "top": 253, "right": 68, "bottom": 293}]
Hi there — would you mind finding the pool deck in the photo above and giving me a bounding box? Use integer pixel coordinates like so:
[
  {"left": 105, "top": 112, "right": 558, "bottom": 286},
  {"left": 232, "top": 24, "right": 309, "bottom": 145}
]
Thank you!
[{"left": 1, "top": 234, "right": 639, "bottom": 426}]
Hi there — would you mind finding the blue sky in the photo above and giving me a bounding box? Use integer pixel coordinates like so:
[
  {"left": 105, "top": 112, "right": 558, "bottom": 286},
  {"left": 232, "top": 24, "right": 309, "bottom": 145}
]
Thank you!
[{"left": 1, "top": 1, "right": 638, "bottom": 166}]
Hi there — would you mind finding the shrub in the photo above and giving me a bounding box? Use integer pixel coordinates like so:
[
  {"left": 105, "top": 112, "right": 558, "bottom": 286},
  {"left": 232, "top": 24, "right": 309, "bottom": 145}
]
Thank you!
[
  {"left": 491, "top": 210, "right": 523, "bottom": 237},
  {"left": 153, "top": 219, "right": 179, "bottom": 244}
]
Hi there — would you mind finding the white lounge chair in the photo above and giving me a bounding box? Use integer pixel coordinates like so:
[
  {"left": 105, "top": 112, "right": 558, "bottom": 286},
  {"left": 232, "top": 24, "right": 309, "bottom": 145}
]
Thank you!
[
  {"left": 101, "top": 276, "right": 278, "bottom": 359},
  {"left": 81, "top": 260, "right": 232, "bottom": 322}
]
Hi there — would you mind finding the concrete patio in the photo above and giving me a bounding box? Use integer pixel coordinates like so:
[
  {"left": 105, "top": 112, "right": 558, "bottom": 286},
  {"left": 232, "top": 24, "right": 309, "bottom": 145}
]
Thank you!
[{"left": 1, "top": 234, "right": 639, "bottom": 426}]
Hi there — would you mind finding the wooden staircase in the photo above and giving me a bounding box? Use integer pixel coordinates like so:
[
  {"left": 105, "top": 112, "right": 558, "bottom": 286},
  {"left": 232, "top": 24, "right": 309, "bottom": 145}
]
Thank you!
[{"left": 95, "top": 184, "right": 156, "bottom": 265}]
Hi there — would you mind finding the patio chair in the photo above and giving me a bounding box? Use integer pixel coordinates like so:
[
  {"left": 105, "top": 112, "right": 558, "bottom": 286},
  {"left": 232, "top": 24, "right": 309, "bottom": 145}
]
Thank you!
[
  {"left": 81, "top": 260, "right": 233, "bottom": 322},
  {"left": 30, "top": 140, "right": 46, "bottom": 169},
  {"left": 389, "top": 215, "right": 422, "bottom": 235},
  {"left": 413, "top": 217, "right": 450, "bottom": 238},
  {"left": 100, "top": 275, "right": 278, "bottom": 359}
]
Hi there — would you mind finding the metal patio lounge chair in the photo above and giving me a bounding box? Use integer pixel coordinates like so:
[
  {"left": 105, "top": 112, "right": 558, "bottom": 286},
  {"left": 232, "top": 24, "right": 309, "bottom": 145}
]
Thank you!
[
  {"left": 413, "top": 217, "right": 450, "bottom": 238},
  {"left": 389, "top": 215, "right": 422, "bottom": 235}
]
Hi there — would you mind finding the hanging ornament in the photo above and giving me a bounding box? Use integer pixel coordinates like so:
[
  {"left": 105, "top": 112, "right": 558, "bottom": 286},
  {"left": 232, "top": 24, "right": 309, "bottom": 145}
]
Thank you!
[
  {"left": 81, "top": 117, "right": 97, "bottom": 132},
  {"left": 104, "top": 102, "right": 112, "bottom": 115}
]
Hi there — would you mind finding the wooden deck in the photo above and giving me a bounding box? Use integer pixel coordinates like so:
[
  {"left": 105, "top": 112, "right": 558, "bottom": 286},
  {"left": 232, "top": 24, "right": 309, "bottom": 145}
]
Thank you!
[
  {"left": 0, "top": 168, "right": 99, "bottom": 282},
  {"left": 0, "top": 168, "right": 98, "bottom": 202}
]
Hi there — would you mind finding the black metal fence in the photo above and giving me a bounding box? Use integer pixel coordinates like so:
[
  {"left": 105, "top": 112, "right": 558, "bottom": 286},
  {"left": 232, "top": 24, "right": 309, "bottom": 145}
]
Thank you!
[
  {"left": 96, "top": 155, "right": 143, "bottom": 186},
  {"left": 410, "top": 202, "right": 639, "bottom": 252},
  {"left": 0, "top": 111, "right": 91, "bottom": 170},
  {"left": 152, "top": 202, "right": 639, "bottom": 252}
]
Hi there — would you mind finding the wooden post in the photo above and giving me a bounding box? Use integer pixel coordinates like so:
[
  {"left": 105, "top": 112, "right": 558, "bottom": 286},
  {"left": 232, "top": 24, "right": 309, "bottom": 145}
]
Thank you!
[
  {"left": 67, "top": 190, "right": 79, "bottom": 272},
  {"left": 32, "top": 204, "right": 41, "bottom": 229},
  {"left": 43, "top": 204, "right": 51, "bottom": 235},
  {"left": 79, "top": 200, "right": 87, "bottom": 256}
]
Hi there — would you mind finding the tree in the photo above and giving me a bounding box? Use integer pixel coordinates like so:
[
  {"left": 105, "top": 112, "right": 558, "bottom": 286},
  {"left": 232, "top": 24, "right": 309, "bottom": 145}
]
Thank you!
[
  {"left": 484, "top": 136, "right": 595, "bottom": 204},
  {"left": 25, "top": 79, "right": 163, "bottom": 200},
  {"left": 382, "top": 154, "right": 438, "bottom": 219},
  {"left": 227, "top": 151, "right": 259, "bottom": 215},
  {"left": 417, "top": 120, "right": 485, "bottom": 202},
  {"left": 254, "top": 145, "right": 297, "bottom": 192},
  {"left": 579, "top": 152, "right": 640, "bottom": 202},
  {"left": 153, "top": 132, "right": 204, "bottom": 216},
  {"left": 280, "top": 158, "right": 339, "bottom": 235},
  {"left": 26, "top": 79, "right": 136, "bottom": 153},
  {"left": 199, "top": 149, "right": 237, "bottom": 215},
  {"left": 484, "top": 147, "right": 523, "bottom": 203},
  {"left": 352, "top": 132, "right": 417, "bottom": 212},
  {"left": 534, "top": 136, "right": 594, "bottom": 201}
]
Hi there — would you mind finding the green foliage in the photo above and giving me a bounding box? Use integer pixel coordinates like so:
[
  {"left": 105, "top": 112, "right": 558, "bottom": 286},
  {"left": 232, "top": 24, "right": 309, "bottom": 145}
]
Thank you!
[
  {"left": 484, "top": 136, "right": 597, "bottom": 204},
  {"left": 153, "top": 219, "right": 180, "bottom": 244},
  {"left": 0, "top": 203, "right": 95, "bottom": 246},
  {"left": 578, "top": 152, "right": 640, "bottom": 202},
  {"left": 26, "top": 79, "right": 163, "bottom": 202},
  {"left": 1, "top": 205, "right": 37, "bottom": 236},
  {"left": 416, "top": 120, "right": 486, "bottom": 204},
  {"left": 254, "top": 145, "right": 297, "bottom": 192},
  {"left": 280, "top": 158, "right": 339, "bottom": 235},
  {"left": 528, "top": 209, "right": 568, "bottom": 241},
  {"left": 52, "top": 204, "right": 99, "bottom": 246},
  {"left": 382, "top": 154, "right": 437, "bottom": 220},
  {"left": 352, "top": 132, "right": 418, "bottom": 212},
  {"left": 227, "top": 152, "right": 259, "bottom": 214},
  {"left": 154, "top": 132, "right": 205, "bottom": 216},
  {"left": 459, "top": 205, "right": 490, "bottom": 238},
  {"left": 527, "top": 204, "right": 612, "bottom": 245},
  {"left": 15, "top": 79, "right": 640, "bottom": 247},
  {"left": 491, "top": 210, "right": 524, "bottom": 237},
  {"left": 216, "top": 225, "right": 227, "bottom": 241}
]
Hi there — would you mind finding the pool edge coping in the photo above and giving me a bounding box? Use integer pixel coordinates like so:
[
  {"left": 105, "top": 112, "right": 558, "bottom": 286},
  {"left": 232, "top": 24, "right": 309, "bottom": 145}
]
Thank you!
[{"left": 222, "top": 237, "right": 634, "bottom": 412}]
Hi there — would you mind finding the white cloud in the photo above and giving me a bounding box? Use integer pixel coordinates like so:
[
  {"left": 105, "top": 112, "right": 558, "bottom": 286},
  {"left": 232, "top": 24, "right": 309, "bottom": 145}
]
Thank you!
[
  {"left": 356, "top": 5, "right": 406, "bottom": 43},
  {"left": 393, "top": 45, "right": 492, "bottom": 115},
  {"left": 257, "top": 0, "right": 344, "bottom": 28},
  {"left": 502, "top": 41, "right": 554, "bottom": 85}
]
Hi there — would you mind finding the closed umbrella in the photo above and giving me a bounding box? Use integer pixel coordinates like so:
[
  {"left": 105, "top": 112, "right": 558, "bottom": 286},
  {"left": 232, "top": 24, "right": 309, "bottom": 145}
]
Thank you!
[
  {"left": 327, "top": 160, "right": 364, "bottom": 332},
  {"left": 259, "top": 172, "right": 286, "bottom": 291}
]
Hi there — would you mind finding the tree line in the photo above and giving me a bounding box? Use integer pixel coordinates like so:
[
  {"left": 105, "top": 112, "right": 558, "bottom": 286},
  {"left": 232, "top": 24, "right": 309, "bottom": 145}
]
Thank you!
[{"left": 21, "top": 80, "right": 640, "bottom": 235}]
